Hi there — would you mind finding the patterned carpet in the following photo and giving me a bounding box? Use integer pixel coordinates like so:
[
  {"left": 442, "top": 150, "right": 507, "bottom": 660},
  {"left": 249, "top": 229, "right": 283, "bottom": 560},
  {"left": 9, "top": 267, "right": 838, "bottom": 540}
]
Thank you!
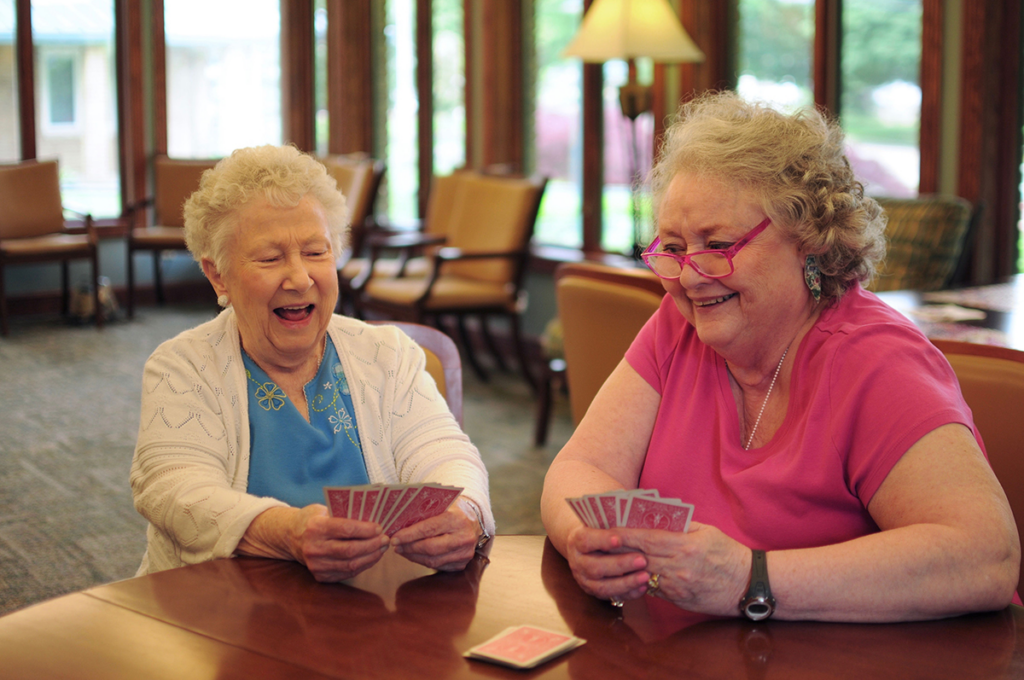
[{"left": 0, "top": 306, "right": 573, "bottom": 616}]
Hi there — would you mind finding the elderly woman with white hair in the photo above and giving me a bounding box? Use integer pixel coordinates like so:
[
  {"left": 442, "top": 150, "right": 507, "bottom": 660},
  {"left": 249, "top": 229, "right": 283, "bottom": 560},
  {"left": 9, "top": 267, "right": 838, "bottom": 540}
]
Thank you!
[{"left": 130, "top": 145, "right": 492, "bottom": 581}]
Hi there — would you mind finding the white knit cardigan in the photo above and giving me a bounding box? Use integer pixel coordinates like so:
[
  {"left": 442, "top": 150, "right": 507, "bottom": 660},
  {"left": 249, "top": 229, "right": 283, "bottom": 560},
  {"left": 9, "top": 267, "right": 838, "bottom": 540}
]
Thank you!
[{"left": 130, "top": 310, "right": 494, "bottom": 574}]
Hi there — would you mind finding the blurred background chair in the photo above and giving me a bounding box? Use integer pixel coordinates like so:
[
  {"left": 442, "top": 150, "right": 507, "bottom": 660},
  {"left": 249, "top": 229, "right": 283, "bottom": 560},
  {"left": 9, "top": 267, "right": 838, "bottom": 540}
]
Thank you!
[
  {"left": 359, "top": 173, "right": 547, "bottom": 390},
  {"left": 0, "top": 160, "right": 101, "bottom": 336},
  {"left": 321, "top": 153, "right": 386, "bottom": 265},
  {"left": 869, "top": 196, "right": 977, "bottom": 293},
  {"left": 534, "top": 262, "right": 664, "bottom": 444},
  {"left": 126, "top": 155, "right": 219, "bottom": 317},
  {"left": 931, "top": 339, "right": 1024, "bottom": 595},
  {"left": 369, "top": 320, "right": 463, "bottom": 427}
]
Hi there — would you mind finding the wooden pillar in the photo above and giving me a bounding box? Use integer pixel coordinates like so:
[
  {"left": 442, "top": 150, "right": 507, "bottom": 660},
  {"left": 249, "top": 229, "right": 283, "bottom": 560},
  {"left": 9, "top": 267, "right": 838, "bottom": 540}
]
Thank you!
[
  {"left": 327, "top": 0, "right": 375, "bottom": 154},
  {"left": 281, "top": 1, "right": 316, "bottom": 151}
]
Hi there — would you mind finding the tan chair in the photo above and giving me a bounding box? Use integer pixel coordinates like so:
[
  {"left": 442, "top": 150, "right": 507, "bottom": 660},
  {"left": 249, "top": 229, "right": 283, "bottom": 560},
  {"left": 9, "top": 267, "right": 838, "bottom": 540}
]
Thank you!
[
  {"left": 360, "top": 173, "right": 548, "bottom": 390},
  {"left": 554, "top": 262, "right": 665, "bottom": 427},
  {"left": 368, "top": 320, "right": 463, "bottom": 427},
  {"left": 126, "top": 155, "right": 219, "bottom": 317},
  {"left": 869, "top": 196, "right": 975, "bottom": 293},
  {"left": 931, "top": 339, "right": 1024, "bottom": 596},
  {"left": 339, "top": 169, "right": 466, "bottom": 315},
  {"left": 0, "top": 160, "right": 101, "bottom": 336}
]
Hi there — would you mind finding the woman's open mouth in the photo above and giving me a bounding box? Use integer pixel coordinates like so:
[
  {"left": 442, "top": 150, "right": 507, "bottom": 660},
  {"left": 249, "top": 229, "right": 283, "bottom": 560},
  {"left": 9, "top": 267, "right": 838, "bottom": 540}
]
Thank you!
[
  {"left": 693, "top": 293, "right": 737, "bottom": 308},
  {"left": 274, "top": 304, "right": 314, "bottom": 321}
]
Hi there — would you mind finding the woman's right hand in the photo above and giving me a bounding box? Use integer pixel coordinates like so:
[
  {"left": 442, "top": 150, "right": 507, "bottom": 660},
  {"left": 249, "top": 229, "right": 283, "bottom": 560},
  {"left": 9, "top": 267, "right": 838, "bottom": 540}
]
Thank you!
[
  {"left": 290, "top": 505, "right": 391, "bottom": 582},
  {"left": 238, "top": 504, "right": 390, "bottom": 582},
  {"left": 564, "top": 525, "right": 652, "bottom": 604}
]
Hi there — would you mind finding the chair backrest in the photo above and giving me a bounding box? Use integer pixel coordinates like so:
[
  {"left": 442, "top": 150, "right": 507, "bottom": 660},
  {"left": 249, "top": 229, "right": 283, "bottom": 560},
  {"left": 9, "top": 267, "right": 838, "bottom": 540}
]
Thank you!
[
  {"left": 0, "top": 160, "right": 65, "bottom": 239},
  {"left": 443, "top": 174, "right": 547, "bottom": 284},
  {"left": 931, "top": 339, "right": 1024, "bottom": 595},
  {"left": 153, "top": 156, "right": 220, "bottom": 228},
  {"left": 423, "top": 170, "right": 473, "bottom": 238},
  {"left": 321, "top": 154, "right": 386, "bottom": 252},
  {"left": 368, "top": 320, "right": 464, "bottom": 427},
  {"left": 870, "top": 195, "right": 973, "bottom": 292},
  {"left": 556, "top": 262, "right": 665, "bottom": 425}
]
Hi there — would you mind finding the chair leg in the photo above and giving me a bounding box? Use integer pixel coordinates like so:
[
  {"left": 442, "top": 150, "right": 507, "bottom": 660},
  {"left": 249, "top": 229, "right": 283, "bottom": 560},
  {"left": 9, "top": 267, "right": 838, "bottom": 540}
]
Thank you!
[
  {"left": 91, "top": 249, "right": 103, "bottom": 329},
  {"left": 152, "top": 250, "right": 165, "bottom": 305},
  {"left": 479, "top": 314, "right": 509, "bottom": 372},
  {"left": 61, "top": 261, "right": 70, "bottom": 315},
  {"left": 455, "top": 314, "right": 489, "bottom": 384},
  {"left": 508, "top": 312, "right": 537, "bottom": 393},
  {"left": 127, "top": 243, "right": 136, "bottom": 318},
  {"left": 534, "top": 360, "right": 555, "bottom": 446},
  {"left": 0, "top": 263, "right": 8, "bottom": 337}
]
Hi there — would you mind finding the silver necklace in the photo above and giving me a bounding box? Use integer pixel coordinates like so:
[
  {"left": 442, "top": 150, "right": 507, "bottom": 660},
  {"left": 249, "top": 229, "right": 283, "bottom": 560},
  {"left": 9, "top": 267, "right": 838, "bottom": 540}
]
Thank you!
[{"left": 741, "top": 345, "right": 790, "bottom": 451}]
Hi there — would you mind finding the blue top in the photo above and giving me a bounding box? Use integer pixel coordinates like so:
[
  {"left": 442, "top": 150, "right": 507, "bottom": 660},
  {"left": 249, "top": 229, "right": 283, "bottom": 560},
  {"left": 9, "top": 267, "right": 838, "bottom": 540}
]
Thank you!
[{"left": 243, "top": 336, "right": 369, "bottom": 507}]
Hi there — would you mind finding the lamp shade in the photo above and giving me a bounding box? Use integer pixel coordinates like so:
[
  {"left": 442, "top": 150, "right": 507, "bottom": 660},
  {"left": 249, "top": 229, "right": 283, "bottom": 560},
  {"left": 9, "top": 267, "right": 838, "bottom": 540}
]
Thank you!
[{"left": 562, "top": 0, "right": 705, "bottom": 63}]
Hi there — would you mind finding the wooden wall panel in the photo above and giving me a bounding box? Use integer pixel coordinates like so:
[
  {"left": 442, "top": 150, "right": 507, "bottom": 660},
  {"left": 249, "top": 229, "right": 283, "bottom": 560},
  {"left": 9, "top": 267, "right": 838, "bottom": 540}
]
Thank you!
[{"left": 281, "top": 2, "right": 316, "bottom": 151}]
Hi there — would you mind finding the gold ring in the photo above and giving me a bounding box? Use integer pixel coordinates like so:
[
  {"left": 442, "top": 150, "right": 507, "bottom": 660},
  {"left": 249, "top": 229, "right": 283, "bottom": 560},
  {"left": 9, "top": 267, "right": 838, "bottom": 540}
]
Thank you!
[
  {"left": 610, "top": 596, "right": 624, "bottom": 608},
  {"left": 646, "top": 573, "right": 661, "bottom": 596}
]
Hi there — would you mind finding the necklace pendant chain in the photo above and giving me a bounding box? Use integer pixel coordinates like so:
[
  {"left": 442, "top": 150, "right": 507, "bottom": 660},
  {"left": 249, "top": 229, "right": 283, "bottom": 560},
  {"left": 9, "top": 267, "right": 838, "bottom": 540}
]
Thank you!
[{"left": 743, "top": 345, "right": 790, "bottom": 451}]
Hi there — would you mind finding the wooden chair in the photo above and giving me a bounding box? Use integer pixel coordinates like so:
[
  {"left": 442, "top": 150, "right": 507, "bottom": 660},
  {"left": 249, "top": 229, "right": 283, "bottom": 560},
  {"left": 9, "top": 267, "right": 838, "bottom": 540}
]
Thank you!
[
  {"left": 869, "top": 196, "right": 975, "bottom": 293},
  {"left": 0, "top": 160, "right": 101, "bottom": 336},
  {"left": 931, "top": 339, "right": 1024, "bottom": 595},
  {"left": 360, "top": 173, "right": 548, "bottom": 390},
  {"left": 368, "top": 320, "right": 464, "bottom": 427},
  {"left": 339, "top": 169, "right": 467, "bottom": 315},
  {"left": 543, "top": 262, "right": 664, "bottom": 441},
  {"left": 126, "top": 155, "right": 219, "bottom": 317}
]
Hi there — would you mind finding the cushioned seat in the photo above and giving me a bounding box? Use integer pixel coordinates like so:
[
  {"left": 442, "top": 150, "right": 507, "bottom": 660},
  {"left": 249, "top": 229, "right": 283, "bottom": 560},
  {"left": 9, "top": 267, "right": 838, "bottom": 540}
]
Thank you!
[
  {"left": 360, "top": 173, "right": 547, "bottom": 389},
  {"left": 127, "top": 156, "right": 219, "bottom": 316},
  {"left": 0, "top": 159, "right": 101, "bottom": 336},
  {"left": 931, "top": 339, "right": 1024, "bottom": 596},
  {"left": 870, "top": 196, "right": 974, "bottom": 292}
]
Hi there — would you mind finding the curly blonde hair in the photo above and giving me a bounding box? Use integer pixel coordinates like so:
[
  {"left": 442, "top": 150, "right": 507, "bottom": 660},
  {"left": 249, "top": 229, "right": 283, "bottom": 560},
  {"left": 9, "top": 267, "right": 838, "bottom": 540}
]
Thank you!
[
  {"left": 649, "top": 91, "right": 886, "bottom": 303},
  {"left": 183, "top": 144, "right": 348, "bottom": 274}
]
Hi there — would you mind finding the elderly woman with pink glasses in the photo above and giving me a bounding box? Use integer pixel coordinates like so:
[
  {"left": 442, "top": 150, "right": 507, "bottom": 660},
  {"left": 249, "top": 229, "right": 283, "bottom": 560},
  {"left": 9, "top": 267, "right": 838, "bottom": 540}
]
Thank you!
[{"left": 541, "top": 91, "right": 1019, "bottom": 623}]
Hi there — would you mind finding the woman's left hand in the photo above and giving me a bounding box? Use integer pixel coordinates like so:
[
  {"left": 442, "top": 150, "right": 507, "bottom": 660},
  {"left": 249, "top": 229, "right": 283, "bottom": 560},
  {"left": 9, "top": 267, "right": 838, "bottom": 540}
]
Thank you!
[
  {"left": 390, "top": 503, "right": 481, "bottom": 571},
  {"left": 617, "top": 521, "right": 752, "bottom": 616}
]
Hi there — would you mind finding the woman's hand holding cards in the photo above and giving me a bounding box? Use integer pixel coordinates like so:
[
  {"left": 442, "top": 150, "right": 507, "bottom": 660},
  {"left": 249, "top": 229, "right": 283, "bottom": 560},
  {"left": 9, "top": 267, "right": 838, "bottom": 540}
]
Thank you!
[{"left": 391, "top": 502, "right": 481, "bottom": 571}]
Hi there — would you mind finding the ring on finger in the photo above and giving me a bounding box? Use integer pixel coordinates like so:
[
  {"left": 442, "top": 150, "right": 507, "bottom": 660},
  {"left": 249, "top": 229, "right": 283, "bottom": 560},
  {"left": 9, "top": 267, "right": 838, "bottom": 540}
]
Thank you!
[
  {"left": 610, "top": 596, "right": 624, "bottom": 608},
  {"left": 646, "top": 573, "right": 661, "bottom": 596}
]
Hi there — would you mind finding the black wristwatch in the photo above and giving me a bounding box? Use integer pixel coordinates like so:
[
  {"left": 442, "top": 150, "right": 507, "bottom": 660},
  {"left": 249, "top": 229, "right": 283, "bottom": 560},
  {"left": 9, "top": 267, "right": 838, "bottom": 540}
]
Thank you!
[{"left": 739, "top": 549, "right": 776, "bottom": 621}]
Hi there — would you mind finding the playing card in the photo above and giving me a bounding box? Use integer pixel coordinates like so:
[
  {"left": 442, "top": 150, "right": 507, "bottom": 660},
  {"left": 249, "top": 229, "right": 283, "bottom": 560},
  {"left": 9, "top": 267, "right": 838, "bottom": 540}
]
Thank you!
[
  {"left": 623, "top": 496, "right": 693, "bottom": 532},
  {"left": 384, "top": 483, "right": 462, "bottom": 535},
  {"left": 464, "top": 625, "right": 586, "bottom": 669},
  {"left": 324, "top": 487, "right": 353, "bottom": 518},
  {"left": 360, "top": 487, "right": 383, "bottom": 522},
  {"left": 567, "top": 489, "right": 691, "bottom": 531},
  {"left": 374, "top": 485, "right": 406, "bottom": 526}
]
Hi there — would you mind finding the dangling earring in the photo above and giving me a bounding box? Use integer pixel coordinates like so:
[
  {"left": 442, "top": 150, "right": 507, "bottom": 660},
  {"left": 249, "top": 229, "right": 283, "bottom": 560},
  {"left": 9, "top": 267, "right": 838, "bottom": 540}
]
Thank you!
[
  {"left": 804, "top": 255, "right": 822, "bottom": 302},
  {"left": 217, "top": 294, "right": 230, "bottom": 308}
]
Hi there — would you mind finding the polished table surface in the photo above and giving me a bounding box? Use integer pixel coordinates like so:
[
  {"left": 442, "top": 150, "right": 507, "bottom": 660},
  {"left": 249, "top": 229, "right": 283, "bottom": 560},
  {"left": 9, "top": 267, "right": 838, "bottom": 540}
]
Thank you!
[
  {"left": 877, "top": 274, "right": 1024, "bottom": 351},
  {"left": 1, "top": 535, "right": 1023, "bottom": 679}
]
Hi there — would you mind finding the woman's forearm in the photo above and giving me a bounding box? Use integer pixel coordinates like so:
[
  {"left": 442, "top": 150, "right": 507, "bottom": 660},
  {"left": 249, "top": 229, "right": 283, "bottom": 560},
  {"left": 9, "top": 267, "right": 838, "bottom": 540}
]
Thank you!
[
  {"left": 540, "top": 459, "right": 626, "bottom": 555},
  {"left": 235, "top": 506, "right": 301, "bottom": 562}
]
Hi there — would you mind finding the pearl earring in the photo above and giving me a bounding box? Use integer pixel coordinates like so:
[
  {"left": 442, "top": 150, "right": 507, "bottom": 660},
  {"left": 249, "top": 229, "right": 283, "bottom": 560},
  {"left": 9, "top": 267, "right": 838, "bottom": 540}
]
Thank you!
[{"left": 217, "top": 294, "right": 230, "bottom": 308}]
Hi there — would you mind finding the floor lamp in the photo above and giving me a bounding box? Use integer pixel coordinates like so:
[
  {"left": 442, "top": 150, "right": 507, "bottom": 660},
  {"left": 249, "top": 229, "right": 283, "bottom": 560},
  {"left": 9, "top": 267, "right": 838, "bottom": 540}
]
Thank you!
[{"left": 562, "top": 0, "right": 705, "bottom": 256}]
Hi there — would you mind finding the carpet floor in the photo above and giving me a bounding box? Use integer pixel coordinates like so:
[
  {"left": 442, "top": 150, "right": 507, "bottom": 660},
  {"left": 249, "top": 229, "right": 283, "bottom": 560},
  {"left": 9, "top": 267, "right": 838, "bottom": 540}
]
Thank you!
[{"left": 0, "top": 306, "right": 574, "bottom": 616}]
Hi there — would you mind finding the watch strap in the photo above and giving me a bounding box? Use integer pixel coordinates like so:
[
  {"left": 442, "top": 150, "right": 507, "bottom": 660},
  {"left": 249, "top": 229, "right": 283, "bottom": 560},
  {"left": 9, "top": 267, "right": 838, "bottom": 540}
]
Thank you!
[{"left": 740, "top": 549, "right": 775, "bottom": 620}]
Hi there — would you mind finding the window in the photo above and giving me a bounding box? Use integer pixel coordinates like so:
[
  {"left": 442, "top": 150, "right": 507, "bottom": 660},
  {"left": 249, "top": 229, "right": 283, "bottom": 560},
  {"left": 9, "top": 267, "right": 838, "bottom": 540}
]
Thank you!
[
  {"left": 164, "top": 0, "right": 281, "bottom": 158},
  {"left": 735, "top": 0, "right": 814, "bottom": 112},
  {"left": 0, "top": 0, "right": 19, "bottom": 162},
  {"left": 433, "top": 0, "right": 464, "bottom": 175},
  {"left": 32, "top": 0, "right": 119, "bottom": 217},
  {"left": 314, "top": 0, "right": 328, "bottom": 157},
  {"left": 532, "top": 0, "right": 583, "bottom": 248},
  {"left": 44, "top": 53, "right": 74, "bottom": 125},
  {"left": 840, "top": 0, "right": 922, "bottom": 197}
]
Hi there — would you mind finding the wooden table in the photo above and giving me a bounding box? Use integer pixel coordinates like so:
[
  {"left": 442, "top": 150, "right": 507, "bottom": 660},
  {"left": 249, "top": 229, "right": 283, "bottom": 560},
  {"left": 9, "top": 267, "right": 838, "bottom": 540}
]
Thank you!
[
  {"left": 877, "top": 274, "right": 1024, "bottom": 351},
  {"left": 2, "top": 535, "right": 1023, "bottom": 679}
]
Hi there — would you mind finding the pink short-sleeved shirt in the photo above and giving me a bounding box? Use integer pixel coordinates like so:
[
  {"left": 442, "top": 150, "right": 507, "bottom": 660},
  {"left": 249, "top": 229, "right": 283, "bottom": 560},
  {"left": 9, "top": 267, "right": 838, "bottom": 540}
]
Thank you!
[{"left": 626, "top": 284, "right": 982, "bottom": 551}]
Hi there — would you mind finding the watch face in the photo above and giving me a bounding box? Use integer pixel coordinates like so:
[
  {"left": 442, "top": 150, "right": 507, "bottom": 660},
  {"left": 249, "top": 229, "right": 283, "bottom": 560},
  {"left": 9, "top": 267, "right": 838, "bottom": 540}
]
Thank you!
[{"left": 741, "top": 596, "right": 775, "bottom": 621}]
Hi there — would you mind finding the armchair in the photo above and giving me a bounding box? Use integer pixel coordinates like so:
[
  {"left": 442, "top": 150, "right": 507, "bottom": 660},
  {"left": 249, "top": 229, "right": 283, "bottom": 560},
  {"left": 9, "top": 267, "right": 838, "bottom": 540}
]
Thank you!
[
  {"left": 0, "top": 160, "right": 101, "bottom": 336},
  {"left": 359, "top": 173, "right": 548, "bottom": 389},
  {"left": 126, "top": 155, "right": 219, "bottom": 316}
]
